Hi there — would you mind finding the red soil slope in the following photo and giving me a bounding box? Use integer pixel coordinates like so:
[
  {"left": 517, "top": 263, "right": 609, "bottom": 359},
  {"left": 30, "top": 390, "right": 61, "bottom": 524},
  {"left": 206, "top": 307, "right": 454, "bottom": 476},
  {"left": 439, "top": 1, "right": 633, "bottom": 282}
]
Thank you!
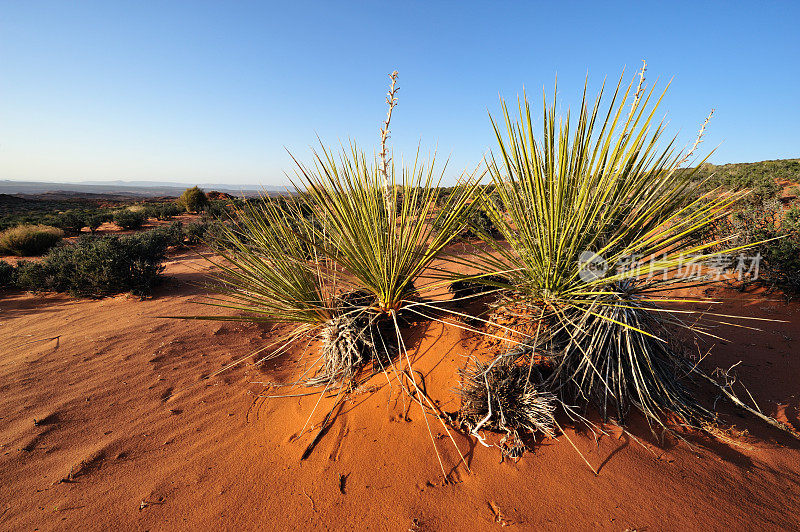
[{"left": 1, "top": 251, "right": 799, "bottom": 530}]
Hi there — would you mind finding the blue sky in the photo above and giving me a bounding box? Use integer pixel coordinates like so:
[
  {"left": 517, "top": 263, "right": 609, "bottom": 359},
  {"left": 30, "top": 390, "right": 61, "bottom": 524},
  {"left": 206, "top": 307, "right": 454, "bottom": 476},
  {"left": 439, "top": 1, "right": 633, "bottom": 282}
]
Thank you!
[{"left": 1, "top": 1, "right": 798, "bottom": 186}]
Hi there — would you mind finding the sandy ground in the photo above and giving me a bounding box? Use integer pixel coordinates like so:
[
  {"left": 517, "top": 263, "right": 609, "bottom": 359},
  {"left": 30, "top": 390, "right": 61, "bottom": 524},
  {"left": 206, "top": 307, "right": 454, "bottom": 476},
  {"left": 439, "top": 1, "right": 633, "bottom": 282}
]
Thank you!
[{"left": 1, "top": 249, "right": 799, "bottom": 530}]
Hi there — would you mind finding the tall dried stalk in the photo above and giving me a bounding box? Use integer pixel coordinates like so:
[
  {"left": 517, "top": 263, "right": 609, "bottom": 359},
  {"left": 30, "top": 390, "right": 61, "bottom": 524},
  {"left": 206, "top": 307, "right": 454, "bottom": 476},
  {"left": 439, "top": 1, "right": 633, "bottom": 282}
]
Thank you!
[{"left": 379, "top": 71, "right": 399, "bottom": 210}]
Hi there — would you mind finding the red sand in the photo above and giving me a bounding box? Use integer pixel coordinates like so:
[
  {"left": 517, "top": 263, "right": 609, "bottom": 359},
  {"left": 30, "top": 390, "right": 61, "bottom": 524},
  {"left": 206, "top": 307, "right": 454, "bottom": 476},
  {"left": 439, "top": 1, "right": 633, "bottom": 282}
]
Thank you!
[{"left": 1, "top": 250, "right": 799, "bottom": 530}]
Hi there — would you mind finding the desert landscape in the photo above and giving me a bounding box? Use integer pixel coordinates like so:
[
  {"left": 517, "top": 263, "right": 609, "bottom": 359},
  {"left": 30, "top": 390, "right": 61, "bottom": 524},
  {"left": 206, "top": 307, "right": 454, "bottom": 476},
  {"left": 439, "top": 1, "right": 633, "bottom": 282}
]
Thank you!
[
  {"left": 2, "top": 2, "right": 800, "bottom": 530},
  {"left": 2, "top": 151, "right": 800, "bottom": 530},
  {"left": 1, "top": 226, "right": 800, "bottom": 530}
]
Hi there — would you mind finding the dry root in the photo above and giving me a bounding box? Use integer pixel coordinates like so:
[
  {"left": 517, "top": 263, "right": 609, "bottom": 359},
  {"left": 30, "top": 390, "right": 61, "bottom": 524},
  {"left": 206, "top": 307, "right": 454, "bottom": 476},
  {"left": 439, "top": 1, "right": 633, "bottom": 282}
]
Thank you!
[
  {"left": 306, "top": 290, "right": 394, "bottom": 388},
  {"left": 458, "top": 354, "right": 557, "bottom": 455}
]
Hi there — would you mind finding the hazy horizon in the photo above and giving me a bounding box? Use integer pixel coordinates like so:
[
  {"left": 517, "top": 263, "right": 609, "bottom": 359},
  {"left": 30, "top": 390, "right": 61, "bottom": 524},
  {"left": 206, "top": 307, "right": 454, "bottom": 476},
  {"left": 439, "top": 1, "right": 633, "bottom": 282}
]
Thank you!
[{"left": 2, "top": 1, "right": 799, "bottom": 185}]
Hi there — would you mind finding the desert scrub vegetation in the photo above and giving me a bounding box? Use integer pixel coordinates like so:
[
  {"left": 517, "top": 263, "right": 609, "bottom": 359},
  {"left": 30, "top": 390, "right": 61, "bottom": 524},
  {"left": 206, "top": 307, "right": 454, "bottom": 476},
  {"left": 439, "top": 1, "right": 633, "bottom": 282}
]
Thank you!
[
  {"left": 86, "top": 212, "right": 112, "bottom": 233},
  {"left": 143, "top": 201, "right": 183, "bottom": 220},
  {"left": 433, "top": 203, "right": 501, "bottom": 242},
  {"left": 0, "top": 260, "right": 14, "bottom": 287},
  {"left": 10, "top": 225, "right": 180, "bottom": 297},
  {"left": 0, "top": 224, "right": 64, "bottom": 256},
  {"left": 178, "top": 186, "right": 209, "bottom": 213},
  {"left": 691, "top": 158, "right": 798, "bottom": 201},
  {"left": 704, "top": 198, "right": 800, "bottom": 298},
  {"left": 0, "top": 194, "right": 117, "bottom": 231},
  {"left": 113, "top": 208, "right": 147, "bottom": 230}
]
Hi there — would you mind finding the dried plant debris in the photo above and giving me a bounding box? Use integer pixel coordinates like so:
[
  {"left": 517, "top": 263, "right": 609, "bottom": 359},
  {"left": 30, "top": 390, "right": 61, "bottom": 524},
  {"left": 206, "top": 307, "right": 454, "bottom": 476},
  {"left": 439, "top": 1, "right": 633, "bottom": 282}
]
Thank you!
[
  {"left": 306, "top": 290, "right": 395, "bottom": 388},
  {"left": 458, "top": 354, "right": 556, "bottom": 456}
]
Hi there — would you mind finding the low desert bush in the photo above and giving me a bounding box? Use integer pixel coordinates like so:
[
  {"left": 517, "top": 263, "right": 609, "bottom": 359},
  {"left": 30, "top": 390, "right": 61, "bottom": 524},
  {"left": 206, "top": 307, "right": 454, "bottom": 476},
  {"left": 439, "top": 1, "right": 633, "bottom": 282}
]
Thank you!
[
  {"left": 113, "top": 209, "right": 147, "bottom": 230},
  {"left": 142, "top": 222, "right": 185, "bottom": 249},
  {"left": 706, "top": 198, "right": 800, "bottom": 298},
  {"left": 0, "top": 224, "right": 64, "bottom": 256},
  {"left": 15, "top": 228, "right": 170, "bottom": 297},
  {"left": 144, "top": 202, "right": 182, "bottom": 220},
  {"left": 178, "top": 186, "right": 209, "bottom": 213},
  {"left": 86, "top": 213, "right": 111, "bottom": 233},
  {"left": 183, "top": 221, "right": 208, "bottom": 245},
  {"left": 434, "top": 205, "right": 500, "bottom": 242},
  {"left": 0, "top": 260, "right": 14, "bottom": 287},
  {"left": 48, "top": 211, "right": 86, "bottom": 235}
]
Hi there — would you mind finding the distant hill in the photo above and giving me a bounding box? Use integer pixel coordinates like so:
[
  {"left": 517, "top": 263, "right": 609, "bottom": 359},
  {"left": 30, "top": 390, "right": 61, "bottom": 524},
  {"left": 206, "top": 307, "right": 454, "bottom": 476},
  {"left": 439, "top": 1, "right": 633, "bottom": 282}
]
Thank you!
[
  {"left": 691, "top": 158, "right": 800, "bottom": 198},
  {"left": 0, "top": 180, "right": 287, "bottom": 198}
]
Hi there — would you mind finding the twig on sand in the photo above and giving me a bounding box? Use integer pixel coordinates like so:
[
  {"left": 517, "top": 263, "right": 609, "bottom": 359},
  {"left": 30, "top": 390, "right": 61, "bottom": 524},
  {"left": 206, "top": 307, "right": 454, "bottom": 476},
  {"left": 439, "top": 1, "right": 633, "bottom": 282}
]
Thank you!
[
  {"left": 9, "top": 335, "right": 60, "bottom": 350},
  {"left": 303, "top": 488, "right": 317, "bottom": 512},
  {"left": 698, "top": 368, "right": 800, "bottom": 441}
]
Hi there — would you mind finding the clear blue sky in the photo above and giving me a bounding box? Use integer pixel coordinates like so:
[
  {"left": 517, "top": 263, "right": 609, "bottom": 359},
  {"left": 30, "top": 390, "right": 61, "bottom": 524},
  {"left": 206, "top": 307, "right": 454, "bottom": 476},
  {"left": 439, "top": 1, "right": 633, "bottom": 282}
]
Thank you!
[{"left": 1, "top": 1, "right": 798, "bottom": 186}]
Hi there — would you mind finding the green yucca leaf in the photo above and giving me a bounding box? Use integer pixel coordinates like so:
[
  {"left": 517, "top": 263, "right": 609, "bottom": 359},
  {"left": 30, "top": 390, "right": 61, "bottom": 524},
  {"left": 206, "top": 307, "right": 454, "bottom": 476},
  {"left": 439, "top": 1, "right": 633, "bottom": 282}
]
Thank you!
[
  {"left": 467, "top": 72, "right": 750, "bottom": 314},
  {"left": 203, "top": 195, "right": 334, "bottom": 327},
  {"left": 293, "top": 143, "right": 481, "bottom": 314}
]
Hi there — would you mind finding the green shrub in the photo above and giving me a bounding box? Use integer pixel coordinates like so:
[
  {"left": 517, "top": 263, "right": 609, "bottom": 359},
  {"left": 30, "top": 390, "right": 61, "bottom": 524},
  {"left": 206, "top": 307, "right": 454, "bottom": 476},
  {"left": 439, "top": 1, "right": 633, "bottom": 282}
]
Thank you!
[
  {"left": 0, "top": 224, "right": 64, "bottom": 256},
  {"left": 159, "top": 203, "right": 182, "bottom": 220},
  {"left": 708, "top": 199, "right": 800, "bottom": 298},
  {"left": 48, "top": 211, "right": 86, "bottom": 235},
  {"left": 144, "top": 202, "right": 182, "bottom": 220},
  {"left": 146, "top": 221, "right": 185, "bottom": 249},
  {"left": 86, "top": 213, "right": 111, "bottom": 234},
  {"left": 183, "top": 221, "right": 207, "bottom": 245},
  {"left": 113, "top": 209, "right": 147, "bottom": 230},
  {"left": 434, "top": 206, "right": 500, "bottom": 241},
  {"left": 205, "top": 199, "right": 233, "bottom": 218},
  {"left": 178, "top": 186, "right": 209, "bottom": 213},
  {"left": 15, "top": 228, "right": 171, "bottom": 297},
  {"left": 0, "top": 260, "right": 15, "bottom": 288},
  {"left": 13, "top": 260, "right": 46, "bottom": 291},
  {"left": 692, "top": 159, "right": 799, "bottom": 201}
]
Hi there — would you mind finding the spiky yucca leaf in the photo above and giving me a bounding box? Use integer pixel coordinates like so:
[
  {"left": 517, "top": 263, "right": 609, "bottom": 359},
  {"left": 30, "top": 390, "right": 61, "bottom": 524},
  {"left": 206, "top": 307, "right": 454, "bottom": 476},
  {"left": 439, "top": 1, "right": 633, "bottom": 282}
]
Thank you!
[
  {"left": 205, "top": 196, "right": 334, "bottom": 328},
  {"left": 293, "top": 144, "right": 481, "bottom": 314},
  {"left": 475, "top": 77, "right": 744, "bottom": 305}
]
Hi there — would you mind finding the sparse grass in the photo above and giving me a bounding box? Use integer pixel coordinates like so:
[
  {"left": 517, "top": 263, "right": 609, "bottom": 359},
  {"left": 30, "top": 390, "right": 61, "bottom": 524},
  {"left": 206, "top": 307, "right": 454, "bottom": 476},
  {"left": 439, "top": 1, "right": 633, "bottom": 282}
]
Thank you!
[{"left": 0, "top": 224, "right": 64, "bottom": 256}]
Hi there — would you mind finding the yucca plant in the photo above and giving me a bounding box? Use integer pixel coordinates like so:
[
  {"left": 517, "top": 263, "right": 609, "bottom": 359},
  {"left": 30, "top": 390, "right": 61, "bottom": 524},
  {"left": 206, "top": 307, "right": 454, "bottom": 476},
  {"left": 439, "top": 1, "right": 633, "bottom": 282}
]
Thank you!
[
  {"left": 292, "top": 144, "right": 480, "bottom": 316},
  {"left": 196, "top": 73, "right": 480, "bottom": 476},
  {"left": 201, "top": 72, "right": 481, "bottom": 395},
  {"left": 458, "top": 64, "right": 792, "bottom": 438}
]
